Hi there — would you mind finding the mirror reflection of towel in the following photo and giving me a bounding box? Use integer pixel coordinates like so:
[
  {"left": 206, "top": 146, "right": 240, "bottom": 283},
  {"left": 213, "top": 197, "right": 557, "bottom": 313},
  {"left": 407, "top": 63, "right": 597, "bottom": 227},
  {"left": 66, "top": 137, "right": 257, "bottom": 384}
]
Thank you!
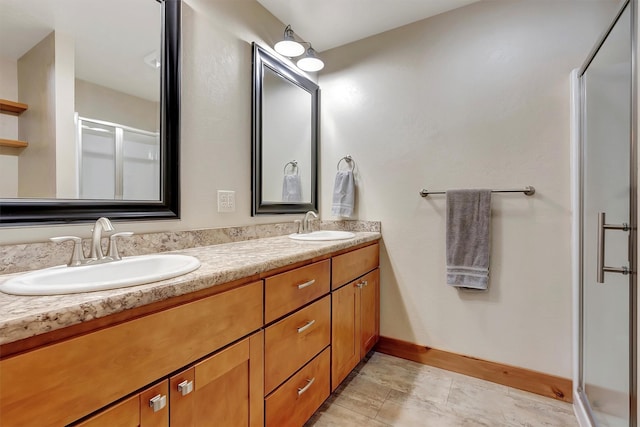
[
  {"left": 331, "top": 170, "right": 355, "bottom": 217},
  {"left": 282, "top": 174, "right": 302, "bottom": 202}
]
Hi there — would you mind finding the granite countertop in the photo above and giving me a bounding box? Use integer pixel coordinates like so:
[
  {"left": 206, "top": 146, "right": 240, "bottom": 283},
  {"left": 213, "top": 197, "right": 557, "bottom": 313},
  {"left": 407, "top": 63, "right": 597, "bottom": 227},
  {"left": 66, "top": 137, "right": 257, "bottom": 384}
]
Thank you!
[{"left": 0, "top": 232, "right": 380, "bottom": 345}]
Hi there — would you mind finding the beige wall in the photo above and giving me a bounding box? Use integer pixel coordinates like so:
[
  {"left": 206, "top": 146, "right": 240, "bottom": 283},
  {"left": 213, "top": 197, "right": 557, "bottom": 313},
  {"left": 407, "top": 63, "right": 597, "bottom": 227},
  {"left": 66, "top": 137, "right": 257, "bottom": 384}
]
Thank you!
[
  {"left": 16, "top": 32, "right": 77, "bottom": 199},
  {"left": 54, "top": 32, "right": 77, "bottom": 199},
  {"left": 319, "top": 0, "right": 616, "bottom": 378},
  {"left": 18, "top": 32, "right": 57, "bottom": 198},
  {"left": 75, "top": 79, "right": 159, "bottom": 132},
  {"left": 0, "top": 56, "right": 19, "bottom": 197}
]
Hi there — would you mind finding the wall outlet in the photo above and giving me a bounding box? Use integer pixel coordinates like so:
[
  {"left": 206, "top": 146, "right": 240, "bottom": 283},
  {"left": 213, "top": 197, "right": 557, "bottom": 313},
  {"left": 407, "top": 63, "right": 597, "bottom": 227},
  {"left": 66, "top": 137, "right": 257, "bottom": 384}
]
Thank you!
[{"left": 217, "top": 190, "right": 236, "bottom": 213}]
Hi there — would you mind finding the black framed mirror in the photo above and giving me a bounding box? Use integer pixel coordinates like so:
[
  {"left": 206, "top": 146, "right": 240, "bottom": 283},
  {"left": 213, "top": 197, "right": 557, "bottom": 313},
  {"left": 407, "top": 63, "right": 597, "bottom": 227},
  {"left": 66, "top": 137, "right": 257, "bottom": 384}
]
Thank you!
[
  {"left": 0, "top": 0, "right": 180, "bottom": 226},
  {"left": 251, "top": 43, "right": 319, "bottom": 215}
]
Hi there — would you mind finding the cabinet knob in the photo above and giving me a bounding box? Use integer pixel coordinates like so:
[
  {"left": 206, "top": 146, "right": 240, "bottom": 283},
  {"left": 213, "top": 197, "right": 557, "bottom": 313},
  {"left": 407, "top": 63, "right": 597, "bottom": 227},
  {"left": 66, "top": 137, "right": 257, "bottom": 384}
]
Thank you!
[
  {"left": 177, "top": 380, "right": 194, "bottom": 396},
  {"left": 149, "top": 394, "right": 167, "bottom": 412}
]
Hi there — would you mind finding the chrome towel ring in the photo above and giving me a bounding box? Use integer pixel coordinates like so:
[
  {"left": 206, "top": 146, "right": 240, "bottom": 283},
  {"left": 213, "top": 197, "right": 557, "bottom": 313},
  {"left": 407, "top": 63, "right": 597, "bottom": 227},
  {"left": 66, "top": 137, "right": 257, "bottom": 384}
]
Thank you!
[
  {"left": 283, "top": 160, "right": 299, "bottom": 175},
  {"left": 337, "top": 155, "right": 355, "bottom": 171}
]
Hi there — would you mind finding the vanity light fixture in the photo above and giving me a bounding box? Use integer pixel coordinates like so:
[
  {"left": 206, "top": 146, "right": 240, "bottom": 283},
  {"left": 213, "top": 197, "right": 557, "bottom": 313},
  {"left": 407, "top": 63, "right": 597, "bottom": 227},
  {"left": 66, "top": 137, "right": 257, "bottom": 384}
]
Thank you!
[
  {"left": 297, "top": 46, "right": 324, "bottom": 72},
  {"left": 274, "top": 25, "right": 305, "bottom": 57},
  {"left": 274, "top": 25, "right": 325, "bottom": 72}
]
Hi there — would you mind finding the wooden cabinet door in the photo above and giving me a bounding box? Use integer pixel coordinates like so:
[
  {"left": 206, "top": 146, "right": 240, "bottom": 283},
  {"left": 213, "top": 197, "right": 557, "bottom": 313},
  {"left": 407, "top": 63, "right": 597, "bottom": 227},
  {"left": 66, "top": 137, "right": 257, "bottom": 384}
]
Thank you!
[
  {"left": 331, "top": 281, "right": 360, "bottom": 391},
  {"left": 170, "top": 332, "right": 264, "bottom": 427},
  {"left": 75, "top": 395, "right": 140, "bottom": 427},
  {"left": 76, "top": 381, "right": 168, "bottom": 427},
  {"left": 140, "top": 382, "right": 170, "bottom": 427},
  {"left": 360, "top": 269, "right": 380, "bottom": 357}
]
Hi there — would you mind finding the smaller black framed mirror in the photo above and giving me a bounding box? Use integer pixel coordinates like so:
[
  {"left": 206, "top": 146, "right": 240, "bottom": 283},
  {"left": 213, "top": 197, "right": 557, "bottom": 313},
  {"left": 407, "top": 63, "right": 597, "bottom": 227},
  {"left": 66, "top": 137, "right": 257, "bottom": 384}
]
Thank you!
[{"left": 251, "top": 43, "right": 319, "bottom": 215}]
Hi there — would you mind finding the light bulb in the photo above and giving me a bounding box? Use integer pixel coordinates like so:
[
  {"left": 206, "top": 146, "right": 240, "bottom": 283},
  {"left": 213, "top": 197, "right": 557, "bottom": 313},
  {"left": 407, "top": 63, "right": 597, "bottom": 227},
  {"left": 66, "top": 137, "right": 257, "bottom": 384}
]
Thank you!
[{"left": 297, "top": 48, "right": 324, "bottom": 72}]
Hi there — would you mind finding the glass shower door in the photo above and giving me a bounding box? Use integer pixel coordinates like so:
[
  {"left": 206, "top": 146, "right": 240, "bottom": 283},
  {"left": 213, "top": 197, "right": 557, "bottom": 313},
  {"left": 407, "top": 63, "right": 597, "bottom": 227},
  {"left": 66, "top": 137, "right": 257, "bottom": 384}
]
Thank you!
[
  {"left": 579, "top": 2, "right": 634, "bottom": 426},
  {"left": 78, "top": 117, "right": 160, "bottom": 200}
]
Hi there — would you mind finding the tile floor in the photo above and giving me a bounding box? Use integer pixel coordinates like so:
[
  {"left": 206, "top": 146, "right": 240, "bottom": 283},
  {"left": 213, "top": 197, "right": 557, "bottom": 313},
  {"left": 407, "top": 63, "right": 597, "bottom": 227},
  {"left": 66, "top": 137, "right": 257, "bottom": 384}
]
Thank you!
[{"left": 305, "top": 352, "right": 578, "bottom": 427}]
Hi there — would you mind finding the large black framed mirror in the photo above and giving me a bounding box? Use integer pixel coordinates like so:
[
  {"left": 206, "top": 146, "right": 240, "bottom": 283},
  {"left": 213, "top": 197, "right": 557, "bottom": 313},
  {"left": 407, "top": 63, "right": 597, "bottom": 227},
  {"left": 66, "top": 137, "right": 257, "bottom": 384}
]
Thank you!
[
  {"left": 251, "top": 43, "right": 319, "bottom": 215},
  {"left": 0, "top": 0, "right": 180, "bottom": 226}
]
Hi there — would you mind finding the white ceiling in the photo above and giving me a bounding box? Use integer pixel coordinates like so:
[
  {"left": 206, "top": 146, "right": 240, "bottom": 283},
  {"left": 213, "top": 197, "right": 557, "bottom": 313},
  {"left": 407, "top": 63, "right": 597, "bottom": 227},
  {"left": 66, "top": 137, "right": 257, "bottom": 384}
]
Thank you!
[
  {"left": 0, "top": 0, "right": 481, "bottom": 101},
  {"left": 0, "top": 0, "right": 160, "bottom": 102},
  {"left": 257, "top": 0, "right": 481, "bottom": 52}
]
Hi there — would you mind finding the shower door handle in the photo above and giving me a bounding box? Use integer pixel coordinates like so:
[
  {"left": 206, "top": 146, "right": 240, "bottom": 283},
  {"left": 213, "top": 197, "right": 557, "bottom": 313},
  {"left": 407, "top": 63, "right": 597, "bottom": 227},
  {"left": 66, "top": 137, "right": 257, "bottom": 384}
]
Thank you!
[{"left": 597, "top": 212, "right": 630, "bottom": 283}]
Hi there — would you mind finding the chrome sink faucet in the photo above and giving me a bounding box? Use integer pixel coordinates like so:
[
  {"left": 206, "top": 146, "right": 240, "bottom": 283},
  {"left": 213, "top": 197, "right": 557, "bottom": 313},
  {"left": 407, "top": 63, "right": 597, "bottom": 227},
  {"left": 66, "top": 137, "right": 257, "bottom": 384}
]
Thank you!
[
  {"left": 90, "top": 217, "right": 114, "bottom": 260},
  {"left": 297, "top": 211, "right": 318, "bottom": 234},
  {"left": 50, "top": 217, "right": 133, "bottom": 267}
]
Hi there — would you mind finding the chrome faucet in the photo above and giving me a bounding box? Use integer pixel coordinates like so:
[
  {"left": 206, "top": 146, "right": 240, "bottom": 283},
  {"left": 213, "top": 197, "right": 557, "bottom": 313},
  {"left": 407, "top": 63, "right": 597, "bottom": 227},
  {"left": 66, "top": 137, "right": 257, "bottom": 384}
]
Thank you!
[
  {"left": 51, "top": 217, "right": 133, "bottom": 267},
  {"left": 300, "top": 211, "right": 318, "bottom": 233},
  {"left": 89, "top": 217, "right": 115, "bottom": 260}
]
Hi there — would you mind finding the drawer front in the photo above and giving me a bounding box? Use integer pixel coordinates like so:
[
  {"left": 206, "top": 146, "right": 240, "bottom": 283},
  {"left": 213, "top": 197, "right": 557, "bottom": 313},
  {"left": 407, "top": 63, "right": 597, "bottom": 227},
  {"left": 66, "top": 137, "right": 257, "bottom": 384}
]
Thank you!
[
  {"left": 265, "top": 347, "right": 330, "bottom": 427},
  {"left": 264, "top": 295, "right": 330, "bottom": 394},
  {"left": 332, "top": 243, "right": 379, "bottom": 290},
  {"left": 0, "top": 281, "right": 264, "bottom": 427},
  {"left": 265, "top": 260, "right": 330, "bottom": 323}
]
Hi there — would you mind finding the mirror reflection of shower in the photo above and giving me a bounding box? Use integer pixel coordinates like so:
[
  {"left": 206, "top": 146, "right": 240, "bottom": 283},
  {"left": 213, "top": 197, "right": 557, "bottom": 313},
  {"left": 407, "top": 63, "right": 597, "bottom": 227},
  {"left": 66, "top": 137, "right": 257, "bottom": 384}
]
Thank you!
[{"left": 76, "top": 115, "right": 160, "bottom": 200}]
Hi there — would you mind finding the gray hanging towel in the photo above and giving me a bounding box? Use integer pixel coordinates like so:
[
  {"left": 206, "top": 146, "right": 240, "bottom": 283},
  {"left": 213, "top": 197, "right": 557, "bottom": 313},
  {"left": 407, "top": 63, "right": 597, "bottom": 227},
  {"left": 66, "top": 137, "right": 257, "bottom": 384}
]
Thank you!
[
  {"left": 446, "top": 189, "right": 492, "bottom": 290},
  {"left": 282, "top": 174, "right": 302, "bottom": 202},
  {"left": 331, "top": 170, "right": 355, "bottom": 217}
]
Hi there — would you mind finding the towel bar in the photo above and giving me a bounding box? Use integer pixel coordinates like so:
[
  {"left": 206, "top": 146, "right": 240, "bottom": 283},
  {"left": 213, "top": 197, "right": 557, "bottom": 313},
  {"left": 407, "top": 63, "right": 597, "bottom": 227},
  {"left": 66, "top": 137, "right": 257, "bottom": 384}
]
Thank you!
[{"left": 419, "top": 186, "right": 535, "bottom": 197}]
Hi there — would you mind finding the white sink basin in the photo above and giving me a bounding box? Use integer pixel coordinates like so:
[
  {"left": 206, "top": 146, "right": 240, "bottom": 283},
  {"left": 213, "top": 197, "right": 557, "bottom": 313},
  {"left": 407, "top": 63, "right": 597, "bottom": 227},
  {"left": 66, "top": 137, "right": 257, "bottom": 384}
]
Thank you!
[
  {"left": 289, "top": 230, "right": 356, "bottom": 241},
  {"left": 0, "top": 254, "right": 201, "bottom": 296}
]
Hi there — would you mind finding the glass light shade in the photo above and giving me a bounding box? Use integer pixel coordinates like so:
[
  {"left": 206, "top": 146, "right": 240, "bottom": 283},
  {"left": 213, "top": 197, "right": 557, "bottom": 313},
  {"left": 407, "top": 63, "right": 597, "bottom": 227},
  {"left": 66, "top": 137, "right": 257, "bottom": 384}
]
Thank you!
[
  {"left": 274, "top": 38, "right": 305, "bottom": 57},
  {"left": 297, "top": 48, "right": 324, "bottom": 72}
]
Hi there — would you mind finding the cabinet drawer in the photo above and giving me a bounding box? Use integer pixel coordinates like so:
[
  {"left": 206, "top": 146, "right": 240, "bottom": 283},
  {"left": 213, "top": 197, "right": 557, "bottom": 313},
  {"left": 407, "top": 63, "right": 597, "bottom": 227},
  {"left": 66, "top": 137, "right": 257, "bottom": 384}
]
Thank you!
[
  {"left": 332, "top": 243, "right": 379, "bottom": 290},
  {"left": 265, "top": 347, "right": 330, "bottom": 427},
  {"left": 264, "top": 295, "right": 330, "bottom": 394},
  {"left": 265, "top": 259, "right": 330, "bottom": 323},
  {"left": 0, "top": 281, "right": 264, "bottom": 427}
]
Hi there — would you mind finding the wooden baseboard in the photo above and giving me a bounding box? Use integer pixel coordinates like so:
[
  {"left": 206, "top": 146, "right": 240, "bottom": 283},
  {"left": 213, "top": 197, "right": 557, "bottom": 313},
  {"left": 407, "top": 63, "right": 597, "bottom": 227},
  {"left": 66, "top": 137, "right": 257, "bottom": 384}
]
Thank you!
[{"left": 375, "top": 336, "right": 572, "bottom": 403}]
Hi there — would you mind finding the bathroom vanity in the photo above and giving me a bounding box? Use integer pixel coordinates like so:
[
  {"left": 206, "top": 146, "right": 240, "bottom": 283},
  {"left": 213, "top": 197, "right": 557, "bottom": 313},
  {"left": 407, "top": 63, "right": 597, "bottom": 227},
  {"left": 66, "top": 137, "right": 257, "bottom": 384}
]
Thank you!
[{"left": 0, "top": 232, "right": 380, "bottom": 427}]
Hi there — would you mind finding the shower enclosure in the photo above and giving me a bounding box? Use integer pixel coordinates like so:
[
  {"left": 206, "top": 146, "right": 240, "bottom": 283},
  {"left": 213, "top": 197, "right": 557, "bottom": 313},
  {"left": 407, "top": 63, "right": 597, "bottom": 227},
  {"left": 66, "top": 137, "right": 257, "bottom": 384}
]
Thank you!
[
  {"left": 76, "top": 116, "right": 160, "bottom": 200},
  {"left": 575, "top": 0, "right": 637, "bottom": 426}
]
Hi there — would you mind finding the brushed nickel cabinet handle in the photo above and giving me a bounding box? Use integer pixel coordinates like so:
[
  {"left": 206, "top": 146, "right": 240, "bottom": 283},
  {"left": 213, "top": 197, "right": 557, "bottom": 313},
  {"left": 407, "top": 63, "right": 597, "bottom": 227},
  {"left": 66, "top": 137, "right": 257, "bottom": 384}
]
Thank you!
[
  {"left": 356, "top": 280, "right": 367, "bottom": 288},
  {"left": 297, "top": 377, "right": 315, "bottom": 396},
  {"left": 297, "top": 319, "right": 316, "bottom": 334},
  {"left": 149, "top": 394, "right": 167, "bottom": 412},
  {"left": 177, "top": 380, "right": 194, "bottom": 396},
  {"left": 297, "top": 279, "right": 316, "bottom": 290}
]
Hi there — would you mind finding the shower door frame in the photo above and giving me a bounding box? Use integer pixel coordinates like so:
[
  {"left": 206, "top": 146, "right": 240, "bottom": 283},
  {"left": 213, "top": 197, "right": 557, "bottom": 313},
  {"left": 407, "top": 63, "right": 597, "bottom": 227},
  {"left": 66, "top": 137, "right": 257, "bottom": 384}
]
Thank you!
[{"left": 576, "top": 0, "right": 638, "bottom": 425}]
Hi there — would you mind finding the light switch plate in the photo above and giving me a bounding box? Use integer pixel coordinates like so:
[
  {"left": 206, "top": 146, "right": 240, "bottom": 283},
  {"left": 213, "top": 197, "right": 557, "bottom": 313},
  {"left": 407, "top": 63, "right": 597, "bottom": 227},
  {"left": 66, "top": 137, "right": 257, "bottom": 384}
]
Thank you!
[{"left": 217, "top": 190, "right": 235, "bottom": 213}]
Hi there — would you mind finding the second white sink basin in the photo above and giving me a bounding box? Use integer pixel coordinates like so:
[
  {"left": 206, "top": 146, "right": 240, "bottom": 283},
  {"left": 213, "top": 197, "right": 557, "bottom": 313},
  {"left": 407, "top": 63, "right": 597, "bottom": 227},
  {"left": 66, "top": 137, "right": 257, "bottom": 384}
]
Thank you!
[
  {"left": 289, "top": 230, "right": 356, "bottom": 241},
  {"left": 0, "top": 254, "right": 201, "bottom": 296}
]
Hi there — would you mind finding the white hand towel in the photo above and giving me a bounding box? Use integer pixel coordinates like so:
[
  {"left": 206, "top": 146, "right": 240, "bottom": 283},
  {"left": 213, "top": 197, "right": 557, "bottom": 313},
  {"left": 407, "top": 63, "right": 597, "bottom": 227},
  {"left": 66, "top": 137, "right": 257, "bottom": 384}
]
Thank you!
[
  {"left": 445, "top": 189, "right": 492, "bottom": 290},
  {"left": 282, "top": 174, "right": 302, "bottom": 202},
  {"left": 331, "top": 170, "right": 355, "bottom": 217}
]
